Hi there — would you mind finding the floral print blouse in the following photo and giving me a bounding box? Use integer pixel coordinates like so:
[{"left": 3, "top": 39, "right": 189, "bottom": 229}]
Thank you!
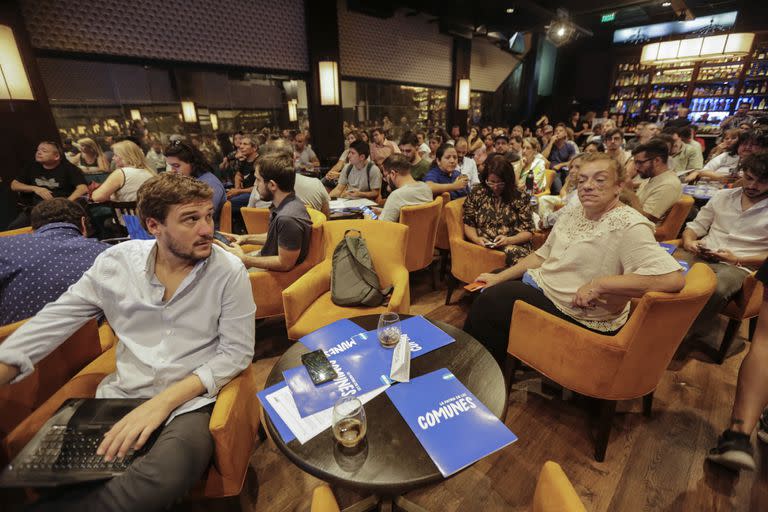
[{"left": 463, "top": 184, "right": 534, "bottom": 266}]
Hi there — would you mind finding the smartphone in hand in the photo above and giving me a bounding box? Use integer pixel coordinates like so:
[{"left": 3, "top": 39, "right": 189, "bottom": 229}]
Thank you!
[{"left": 213, "top": 232, "right": 233, "bottom": 247}]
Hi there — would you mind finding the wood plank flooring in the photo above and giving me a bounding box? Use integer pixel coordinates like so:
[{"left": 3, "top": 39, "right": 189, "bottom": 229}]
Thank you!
[{"left": 221, "top": 274, "right": 767, "bottom": 512}]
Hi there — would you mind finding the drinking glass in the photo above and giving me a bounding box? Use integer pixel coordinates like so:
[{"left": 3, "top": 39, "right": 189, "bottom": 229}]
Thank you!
[
  {"left": 377, "top": 312, "right": 401, "bottom": 348},
  {"left": 332, "top": 397, "right": 367, "bottom": 448}
]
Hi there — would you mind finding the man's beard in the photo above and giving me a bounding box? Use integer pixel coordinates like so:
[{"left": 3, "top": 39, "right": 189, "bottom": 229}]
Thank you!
[
  {"left": 166, "top": 233, "right": 211, "bottom": 263},
  {"left": 260, "top": 187, "right": 274, "bottom": 202}
]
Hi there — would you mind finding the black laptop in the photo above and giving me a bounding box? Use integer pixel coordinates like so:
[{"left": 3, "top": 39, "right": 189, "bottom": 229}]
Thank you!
[{"left": 0, "top": 398, "right": 159, "bottom": 487}]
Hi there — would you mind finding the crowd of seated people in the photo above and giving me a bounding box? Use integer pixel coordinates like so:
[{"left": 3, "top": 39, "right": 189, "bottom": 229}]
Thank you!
[{"left": 2, "top": 103, "right": 768, "bottom": 511}]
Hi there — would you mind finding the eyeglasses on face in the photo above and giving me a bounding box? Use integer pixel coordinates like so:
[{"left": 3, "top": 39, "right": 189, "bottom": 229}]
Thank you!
[{"left": 485, "top": 180, "right": 505, "bottom": 188}]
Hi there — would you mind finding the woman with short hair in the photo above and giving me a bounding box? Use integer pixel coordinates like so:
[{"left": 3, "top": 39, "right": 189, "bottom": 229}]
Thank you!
[
  {"left": 519, "top": 137, "right": 548, "bottom": 194},
  {"left": 465, "top": 152, "right": 685, "bottom": 364},
  {"left": 463, "top": 154, "right": 533, "bottom": 266}
]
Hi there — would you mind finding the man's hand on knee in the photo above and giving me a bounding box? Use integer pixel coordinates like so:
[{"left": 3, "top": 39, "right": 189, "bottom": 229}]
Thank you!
[{"left": 97, "top": 398, "right": 173, "bottom": 462}]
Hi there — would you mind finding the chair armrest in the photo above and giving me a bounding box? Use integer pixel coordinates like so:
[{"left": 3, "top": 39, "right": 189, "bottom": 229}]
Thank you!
[
  {"left": 208, "top": 365, "right": 259, "bottom": 492},
  {"left": 311, "top": 485, "right": 341, "bottom": 512},
  {"left": 98, "top": 321, "right": 117, "bottom": 351},
  {"left": 387, "top": 265, "right": 411, "bottom": 314},
  {"left": 508, "top": 302, "right": 627, "bottom": 397},
  {"left": 282, "top": 260, "right": 332, "bottom": 330},
  {"left": 241, "top": 244, "right": 263, "bottom": 253},
  {"left": 449, "top": 238, "right": 506, "bottom": 284}
]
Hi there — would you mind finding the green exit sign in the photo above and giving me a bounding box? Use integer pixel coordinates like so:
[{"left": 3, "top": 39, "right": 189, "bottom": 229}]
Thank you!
[{"left": 601, "top": 12, "right": 616, "bottom": 23}]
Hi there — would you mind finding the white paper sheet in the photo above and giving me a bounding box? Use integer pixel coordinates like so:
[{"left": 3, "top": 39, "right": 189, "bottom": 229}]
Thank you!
[
  {"left": 266, "top": 384, "right": 389, "bottom": 444},
  {"left": 329, "top": 198, "right": 378, "bottom": 210}
]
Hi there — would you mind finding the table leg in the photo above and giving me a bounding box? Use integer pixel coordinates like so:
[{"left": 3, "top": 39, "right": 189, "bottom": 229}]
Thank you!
[
  {"left": 342, "top": 494, "right": 379, "bottom": 512},
  {"left": 379, "top": 497, "right": 393, "bottom": 512},
  {"left": 394, "top": 496, "right": 429, "bottom": 512}
]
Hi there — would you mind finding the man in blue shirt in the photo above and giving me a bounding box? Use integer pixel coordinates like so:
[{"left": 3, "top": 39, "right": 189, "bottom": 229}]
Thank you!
[{"left": 0, "top": 198, "right": 108, "bottom": 325}]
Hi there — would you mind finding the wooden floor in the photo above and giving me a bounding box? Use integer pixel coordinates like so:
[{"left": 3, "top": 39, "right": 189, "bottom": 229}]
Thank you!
[{"left": 177, "top": 273, "right": 768, "bottom": 512}]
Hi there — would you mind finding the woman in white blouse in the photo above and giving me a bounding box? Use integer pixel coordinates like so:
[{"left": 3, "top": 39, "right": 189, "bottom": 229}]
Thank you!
[
  {"left": 685, "top": 128, "right": 743, "bottom": 183},
  {"left": 464, "top": 152, "right": 685, "bottom": 364},
  {"left": 91, "top": 140, "right": 157, "bottom": 203}
]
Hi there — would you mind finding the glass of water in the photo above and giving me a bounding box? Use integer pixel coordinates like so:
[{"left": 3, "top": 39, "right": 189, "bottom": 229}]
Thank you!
[
  {"left": 377, "top": 312, "right": 401, "bottom": 348},
  {"left": 332, "top": 397, "right": 367, "bottom": 448}
]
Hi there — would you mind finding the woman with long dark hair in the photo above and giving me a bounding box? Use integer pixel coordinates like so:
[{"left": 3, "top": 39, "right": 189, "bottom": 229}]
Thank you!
[
  {"left": 424, "top": 143, "right": 469, "bottom": 200},
  {"left": 463, "top": 154, "right": 534, "bottom": 266},
  {"left": 164, "top": 140, "right": 226, "bottom": 227}
]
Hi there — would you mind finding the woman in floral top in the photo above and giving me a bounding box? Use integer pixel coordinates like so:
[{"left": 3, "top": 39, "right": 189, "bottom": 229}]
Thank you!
[{"left": 463, "top": 154, "right": 534, "bottom": 266}]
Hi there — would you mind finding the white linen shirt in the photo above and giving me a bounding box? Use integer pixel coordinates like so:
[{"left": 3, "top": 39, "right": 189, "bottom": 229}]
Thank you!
[
  {"left": 686, "top": 188, "right": 768, "bottom": 259},
  {"left": 0, "top": 240, "right": 256, "bottom": 423},
  {"left": 457, "top": 156, "right": 480, "bottom": 187}
]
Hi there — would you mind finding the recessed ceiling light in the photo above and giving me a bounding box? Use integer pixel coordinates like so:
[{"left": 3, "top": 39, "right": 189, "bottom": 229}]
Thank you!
[
  {"left": 661, "top": 1, "right": 672, "bottom": 6},
  {"left": 506, "top": 8, "right": 515, "bottom": 14}
]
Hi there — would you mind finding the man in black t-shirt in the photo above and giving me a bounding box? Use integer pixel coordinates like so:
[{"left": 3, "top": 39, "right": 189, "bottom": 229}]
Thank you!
[
  {"left": 8, "top": 141, "right": 88, "bottom": 229},
  {"left": 707, "top": 257, "right": 768, "bottom": 471}
]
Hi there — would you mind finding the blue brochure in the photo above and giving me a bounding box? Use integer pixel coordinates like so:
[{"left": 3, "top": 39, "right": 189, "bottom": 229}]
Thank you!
[
  {"left": 659, "top": 242, "right": 676, "bottom": 255},
  {"left": 298, "top": 319, "right": 367, "bottom": 354},
  {"left": 283, "top": 342, "right": 393, "bottom": 417},
  {"left": 256, "top": 382, "right": 296, "bottom": 443},
  {"left": 385, "top": 368, "right": 517, "bottom": 478},
  {"left": 299, "top": 316, "right": 455, "bottom": 360},
  {"left": 392, "top": 316, "right": 455, "bottom": 357},
  {"left": 677, "top": 259, "right": 690, "bottom": 274}
]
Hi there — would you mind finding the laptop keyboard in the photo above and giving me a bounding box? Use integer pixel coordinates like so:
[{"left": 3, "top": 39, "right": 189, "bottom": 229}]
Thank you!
[{"left": 15, "top": 426, "right": 136, "bottom": 472}]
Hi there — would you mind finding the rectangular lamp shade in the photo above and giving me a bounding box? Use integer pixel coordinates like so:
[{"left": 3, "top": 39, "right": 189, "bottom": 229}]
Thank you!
[
  {"left": 288, "top": 99, "right": 298, "bottom": 122},
  {"left": 457, "top": 79, "right": 471, "bottom": 110},
  {"left": 181, "top": 101, "right": 197, "bottom": 123},
  {"left": 130, "top": 109, "right": 141, "bottom": 121},
  {"left": 209, "top": 112, "right": 218, "bottom": 131},
  {"left": 0, "top": 25, "right": 34, "bottom": 101},
  {"left": 641, "top": 32, "right": 754, "bottom": 65},
  {"left": 318, "top": 61, "right": 339, "bottom": 106}
]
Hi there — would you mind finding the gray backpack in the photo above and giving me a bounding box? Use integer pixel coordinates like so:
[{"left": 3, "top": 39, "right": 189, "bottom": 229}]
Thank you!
[{"left": 331, "top": 230, "right": 392, "bottom": 307}]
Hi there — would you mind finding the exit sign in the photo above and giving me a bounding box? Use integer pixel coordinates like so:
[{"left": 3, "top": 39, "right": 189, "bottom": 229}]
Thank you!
[{"left": 601, "top": 12, "right": 616, "bottom": 23}]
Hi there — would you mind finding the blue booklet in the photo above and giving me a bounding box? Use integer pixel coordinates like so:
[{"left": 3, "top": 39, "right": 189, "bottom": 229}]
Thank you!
[
  {"left": 385, "top": 368, "right": 517, "bottom": 478},
  {"left": 283, "top": 341, "right": 393, "bottom": 417},
  {"left": 299, "top": 316, "right": 455, "bottom": 360},
  {"left": 659, "top": 242, "right": 676, "bottom": 255},
  {"left": 256, "top": 382, "right": 296, "bottom": 443},
  {"left": 393, "top": 316, "right": 455, "bottom": 357},
  {"left": 298, "top": 319, "right": 367, "bottom": 355}
]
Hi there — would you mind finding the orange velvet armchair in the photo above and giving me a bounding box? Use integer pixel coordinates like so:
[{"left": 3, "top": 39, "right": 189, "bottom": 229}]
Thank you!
[
  {"left": 0, "top": 226, "right": 32, "bottom": 237},
  {"left": 3, "top": 347, "right": 260, "bottom": 499},
  {"left": 241, "top": 206, "right": 270, "bottom": 235},
  {"left": 0, "top": 319, "right": 103, "bottom": 450},
  {"left": 249, "top": 208, "right": 326, "bottom": 319},
  {"left": 433, "top": 192, "right": 452, "bottom": 278},
  {"left": 507, "top": 263, "right": 716, "bottom": 461},
  {"left": 535, "top": 169, "right": 556, "bottom": 197},
  {"left": 533, "top": 461, "right": 587, "bottom": 512},
  {"left": 282, "top": 219, "right": 410, "bottom": 340},
  {"left": 219, "top": 201, "right": 232, "bottom": 234},
  {"left": 443, "top": 197, "right": 506, "bottom": 304},
  {"left": 654, "top": 195, "right": 693, "bottom": 242},
  {"left": 399, "top": 196, "right": 443, "bottom": 281}
]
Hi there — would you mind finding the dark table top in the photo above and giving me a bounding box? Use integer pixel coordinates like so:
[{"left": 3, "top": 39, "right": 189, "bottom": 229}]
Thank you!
[{"left": 264, "top": 314, "right": 507, "bottom": 495}]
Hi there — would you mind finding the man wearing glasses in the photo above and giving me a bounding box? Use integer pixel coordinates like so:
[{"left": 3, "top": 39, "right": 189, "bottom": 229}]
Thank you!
[{"left": 621, "top": 139, "right": 682, "bottom": 224}]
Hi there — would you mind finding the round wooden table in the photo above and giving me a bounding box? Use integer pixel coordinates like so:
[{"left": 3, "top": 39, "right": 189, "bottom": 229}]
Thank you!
[{"left": 264, "top": 315, "right": 507, "bottom": 510}]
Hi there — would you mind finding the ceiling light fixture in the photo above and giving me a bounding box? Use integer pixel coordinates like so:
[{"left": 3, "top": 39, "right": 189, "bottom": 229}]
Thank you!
[
  {"left": 546, "top": 9, "right": 582, "bottom": 47},
  {"left": 640, "top": 32, "right": 754, "bottom": 65},
  {"left": 661, "top": 2, "right": 672, "bottom": 6},
  {"left": 506, "top": 8, "right": 514, "bottom": 14}
]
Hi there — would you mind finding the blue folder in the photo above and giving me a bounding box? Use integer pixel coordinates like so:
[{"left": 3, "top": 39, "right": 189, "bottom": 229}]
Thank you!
[
  {"left": 386, "top": 368, "right": 518, "bottom": 478},
  {"left": 256, "top": 382, "right": 296, "bottom": 443},
  {"left": 283, "top": 341, "right": 393, "bottom": 417}
]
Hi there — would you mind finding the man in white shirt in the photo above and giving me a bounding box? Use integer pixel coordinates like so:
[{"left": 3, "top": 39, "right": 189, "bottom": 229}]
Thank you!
[
  {"left": 679, "top": 152, "right": 768, "bottom": 344},
  {"left": 0, "top": 173, "right": 256, "bottom": 510},
  {"left": 454, "top": 138, "right": 480, "bottom": 187},
  {"left": 622, "top": 139, "right": 682, "bottom": 223}
]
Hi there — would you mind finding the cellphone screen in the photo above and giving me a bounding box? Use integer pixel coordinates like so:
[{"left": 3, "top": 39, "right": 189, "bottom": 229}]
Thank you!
[
  {"left": 213, "top": 232, "right": 233, "bottom": 246},
  {"left": 301, "top": 350, "right": 338, "bottom": 385}
]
